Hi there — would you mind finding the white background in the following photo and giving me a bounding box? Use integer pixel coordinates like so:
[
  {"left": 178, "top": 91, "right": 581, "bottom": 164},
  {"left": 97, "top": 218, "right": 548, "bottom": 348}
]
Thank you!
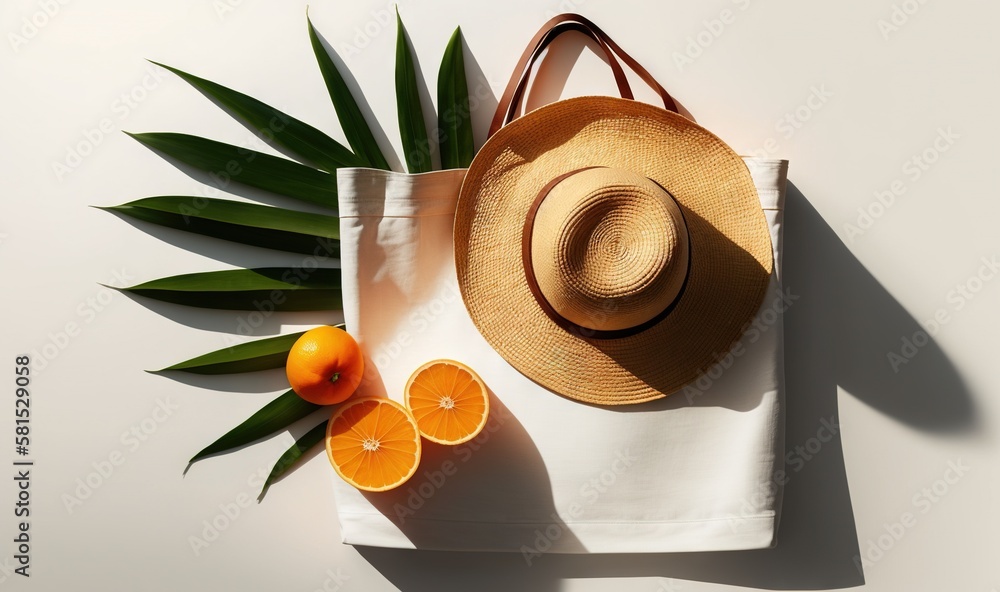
[{"left": 1, "top": 0, "right": 997, "bottom": 590}]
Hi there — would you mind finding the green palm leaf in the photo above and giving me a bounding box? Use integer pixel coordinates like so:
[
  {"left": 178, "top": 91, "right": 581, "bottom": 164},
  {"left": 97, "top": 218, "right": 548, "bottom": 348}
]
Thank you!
[
  {"left": 307, "top": 15, "right": 390, "bottom": 170},
  {"left": 151, "top": 61, "right": 363, "bottom": 171},
  {"left": 437, "top": 27, "right": 474, "bottom": 169},
  {"left": 126, "top": 132, "right": 337, "bottom": 208},
  {"left": 395, "top": 10, "right": 432, "bottom": 173},
  {"left": 154, "top": 331, "right": 307, "bottom": 375},
  {"left": 259, "top": 419, "right": 328, "bottom": 499},
  {"left": 98, "top": 196, "right": 340, "bottom": 256},
  {"left": 111, "top": 15, "right": 488, "bottom": 498},
  {"left": 190, "top": 390, "right": 321, "bottom": 463},
  {"left": 118, "top": 267, "right": 342, "bottom": 311}
]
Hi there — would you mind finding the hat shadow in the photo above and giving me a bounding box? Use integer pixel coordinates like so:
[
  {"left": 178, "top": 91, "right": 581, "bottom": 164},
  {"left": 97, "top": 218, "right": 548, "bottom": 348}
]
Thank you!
[
  {"left": 355, "top": 182, "right": 977, "bottom": 592},
  {"left": 335, "top": 21, "right": 976, "bottom": 591},
  {"left": 583, "top": 202, "right": 777, "bottom": 411},
  {"left": 334, "top": 25, "right": 976, "bottom": 586},
  {"left": 487, "top": 181, "right": 973, "bottom": 590}
]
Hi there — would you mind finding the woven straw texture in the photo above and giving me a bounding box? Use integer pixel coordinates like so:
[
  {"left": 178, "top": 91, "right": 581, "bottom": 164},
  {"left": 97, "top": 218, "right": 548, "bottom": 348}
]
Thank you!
[
  {"left": 530, "top": 167, "right": 690, "bottom": 332},
  {"left": 455, "top": 96, "right": 772, "bottom": 405}
]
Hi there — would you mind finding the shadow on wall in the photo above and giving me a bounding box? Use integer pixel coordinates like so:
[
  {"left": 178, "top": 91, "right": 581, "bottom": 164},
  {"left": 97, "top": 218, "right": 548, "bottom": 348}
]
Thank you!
[
  {"left": 351, "top": 30, "right": 977, "bottom": 592},
  {"left": 355, "top": 183, "right": 976, "bottom": 592}
]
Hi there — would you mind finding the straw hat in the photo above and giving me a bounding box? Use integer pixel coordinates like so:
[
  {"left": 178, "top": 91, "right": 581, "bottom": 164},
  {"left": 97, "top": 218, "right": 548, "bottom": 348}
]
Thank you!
[{"left": 454, "top": 96, "right": 773, "bottom": 405}]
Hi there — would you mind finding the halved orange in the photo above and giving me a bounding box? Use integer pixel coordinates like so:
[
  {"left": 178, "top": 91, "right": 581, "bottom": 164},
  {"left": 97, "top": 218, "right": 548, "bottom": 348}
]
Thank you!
[
  {"left": 404, "top": 360, "right": 490, "bottom": 445},
  {"left": 325, "top": 397, "right": 421, "bottom": 492}
]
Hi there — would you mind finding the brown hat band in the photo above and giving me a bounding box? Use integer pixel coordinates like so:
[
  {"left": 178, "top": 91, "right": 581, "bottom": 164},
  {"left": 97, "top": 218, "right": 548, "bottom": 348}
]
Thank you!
[{"left": 521, "top": 167, "right": 692, "bottom": 341}]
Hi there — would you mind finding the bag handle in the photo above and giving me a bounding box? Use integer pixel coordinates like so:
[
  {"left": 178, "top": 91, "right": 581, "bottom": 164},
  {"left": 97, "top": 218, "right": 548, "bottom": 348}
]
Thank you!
[
  {"left": 488, "top": 13, "right": 679, "bottom": 138},
  {"left": 488, "top": 19, "right": 633, "bottom": 138}
]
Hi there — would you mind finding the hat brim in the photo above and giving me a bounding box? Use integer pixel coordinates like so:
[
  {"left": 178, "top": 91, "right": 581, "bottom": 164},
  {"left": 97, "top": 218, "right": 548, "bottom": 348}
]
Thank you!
[{"left": 454, "top": 97, "right": 772, "bottom": 405}]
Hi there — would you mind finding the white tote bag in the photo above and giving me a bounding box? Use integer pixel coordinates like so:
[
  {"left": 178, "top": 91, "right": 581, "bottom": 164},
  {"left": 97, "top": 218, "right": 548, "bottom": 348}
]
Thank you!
[
  {"left": 333, "top": 15, "right": 789, "bottom": 554},
  {"left": 335, "top": 157, "right": 787, "bottom": 554}
]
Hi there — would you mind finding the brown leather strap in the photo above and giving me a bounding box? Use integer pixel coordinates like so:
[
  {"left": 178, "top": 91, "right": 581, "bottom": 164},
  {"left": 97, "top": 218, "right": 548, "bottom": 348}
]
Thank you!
[
  {"left": 505, "top": 21, "right": 634, "bottom": 129},
  {"left": 574, "top": 14, "right": 678, "bottom": 114},
  {"left": 489, "top": 13, "right": 679, "bottom": 138},
  {"left": 489, "top": 17, "right": 632, "bottom": 138},
  {"left": 521, "top": 168, "right": 692, "bottom": 341}
]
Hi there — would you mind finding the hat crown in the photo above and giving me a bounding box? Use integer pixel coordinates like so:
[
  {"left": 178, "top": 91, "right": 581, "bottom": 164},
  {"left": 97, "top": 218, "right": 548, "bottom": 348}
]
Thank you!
[{"left": 529, "top": 168, "right": 690, "bottom": 332}]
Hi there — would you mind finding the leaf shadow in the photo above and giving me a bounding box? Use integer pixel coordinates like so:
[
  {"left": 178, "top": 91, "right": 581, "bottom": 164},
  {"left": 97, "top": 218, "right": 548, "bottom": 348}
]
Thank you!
[
  {"left": 113, "top": 288, "right": 340, "bottom": 335},
  {"left": 460, "top": 39, "right": 500, "bottom": 152},
  {"left": 149, "top": 367, "right": 290, "bottom": 394},
  {"left": 95, "top": 206, "right": 325, "bottom": 270}
]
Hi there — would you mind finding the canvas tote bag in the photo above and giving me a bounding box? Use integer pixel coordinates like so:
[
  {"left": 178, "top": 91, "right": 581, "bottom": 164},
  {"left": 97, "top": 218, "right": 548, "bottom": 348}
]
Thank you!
[{"left": 334, "top": 15, "right": 789, "bottom": 554}]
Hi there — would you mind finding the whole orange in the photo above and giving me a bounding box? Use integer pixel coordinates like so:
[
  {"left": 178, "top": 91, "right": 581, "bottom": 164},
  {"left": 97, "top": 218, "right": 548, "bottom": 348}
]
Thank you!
[{"left": 285, "top": 326, "right": 364, "bottom": 405}]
